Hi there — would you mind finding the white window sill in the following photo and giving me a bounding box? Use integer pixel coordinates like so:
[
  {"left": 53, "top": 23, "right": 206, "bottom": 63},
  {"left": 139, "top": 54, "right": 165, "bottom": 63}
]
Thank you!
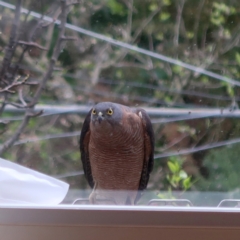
[{"left": 1, "top": 205, "right": 240, "bottom": 240}]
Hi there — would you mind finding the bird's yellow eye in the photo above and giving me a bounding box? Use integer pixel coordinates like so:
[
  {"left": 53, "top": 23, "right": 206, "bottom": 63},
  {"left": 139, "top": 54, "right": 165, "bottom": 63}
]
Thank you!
[
  {"left": 107, "top": 108, "right": 113, "bottom": 115},
  {"left": 92, "top": 109, "right": 97, "bottom": 115}
]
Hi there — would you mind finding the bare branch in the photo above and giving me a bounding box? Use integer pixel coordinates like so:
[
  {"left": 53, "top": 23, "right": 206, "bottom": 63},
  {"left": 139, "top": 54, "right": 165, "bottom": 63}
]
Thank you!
[
  {"left": 157, "top": 133, "right": 190, "bottom": 152},
  {"left": 61, "top": 36, "right": 77, "bottom": 41},
  {"left": 18, "top": 40, "right": 48, "bottom": 51},
  {"left": 5, "top": 102, "right": 26, "bottom": 109},
  {"left": 173, "top": 0, "right": 185, "bottom": 47},
  {"left": 0, "top": 0, "right": 70, "bottom": 155},
  {"left": 66, "top": 1, "right": 80, "bottom": 7},
  {"left": 193, "top": 0, "right": 205, "bottom": 46},
  {"left": 125, "top": 0, "right": 133, "bottom": 42},
  {"left": 0, "top": 0, "right": 22, "bottom": 115},
  {"left": 221, "top": 25, "right": 240, "bottom": 54},
  {"left": 0, "top": 75, "right": 30, "bottom": 93},
  {"left": 0, "top": 114, "right": 30, "bottom": 155},
  {"left": 132, "top": 5, "right": 161, "bottom": 43},
  {"left": 0, "top": 0, "right": 22, "bottom": 84},
  {"left": 26, "top": 109, "right": 44, "bottom": 117},
  {"left": 173, "top": 0, "right": 185, "bottom": 48},
  {"left": 29, "top": 0, "right": 68, "bottom": 107}
]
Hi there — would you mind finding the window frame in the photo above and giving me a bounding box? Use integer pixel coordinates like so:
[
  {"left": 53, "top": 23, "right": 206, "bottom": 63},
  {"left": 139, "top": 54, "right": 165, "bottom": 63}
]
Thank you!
[{"left": 1, "top": 205, "right": 240, "bottom": 239}]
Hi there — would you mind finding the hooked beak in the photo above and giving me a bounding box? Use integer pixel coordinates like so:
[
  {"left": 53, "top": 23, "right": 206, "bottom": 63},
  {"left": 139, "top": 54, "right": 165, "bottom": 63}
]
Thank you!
[{"left": 97, "top": 112, "right": 104, "bottom": 123}]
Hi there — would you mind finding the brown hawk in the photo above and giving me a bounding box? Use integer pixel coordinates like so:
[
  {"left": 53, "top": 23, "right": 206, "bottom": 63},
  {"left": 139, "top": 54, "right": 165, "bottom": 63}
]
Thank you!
[{"left": 80, "top": 102, "right": 154, "bottom": 205}]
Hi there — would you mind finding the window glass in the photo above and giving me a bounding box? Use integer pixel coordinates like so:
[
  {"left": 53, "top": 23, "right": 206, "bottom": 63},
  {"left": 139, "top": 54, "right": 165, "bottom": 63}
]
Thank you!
[{"left": 1, "top": 0, "right": 240, "bottom": 208}]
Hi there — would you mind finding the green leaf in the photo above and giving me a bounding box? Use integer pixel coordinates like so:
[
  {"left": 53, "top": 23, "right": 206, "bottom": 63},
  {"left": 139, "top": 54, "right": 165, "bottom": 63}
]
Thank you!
[
  {"left": 226, "top": 84, "right": 234, "bottom": 97},
  {"left": 236, "top": 53, "right": 240, "bottom": 65},
  {"left": 166, "top": 174, "right": 170, "bottom": 181},
  {"left": 201, "top": 76, "right": 209, "bottom": 83},
  {"left": 186, "top": 31, "right": 194, "bottom": 39},
  {"left": 116, "top": 70, "right": 123, "bottom": 78},
  {"left": 210, "top": 15, "right": 225, "bottom": 26},
  {"left": 155, "top": 33, "right": 164, "bottom": 41},
  {"left": 167, "top": 161, "right": 176, "bottom": 173},
  {"left": 223, "top": 29, "right": 231, "bottom": 39},
  {"left": 159, "top": 12, "right": 170, "bottom": 21},
  {"left": 106, "top": 0, "right": 125, "bottom": 15},
  {"left": 167, "top": 161, "right": 178, "bottom": 173},
  {"left": 172, "top": 175, "right": 181, "bottom": 184},
  {"left": 172, "top": 65, "right": 183, "bottom": 74},
  {"left": 149, "top": 3, "right": 158, "bottom": 11},
  {"left": 183, "top": 177, "right": 192, "bottom": 190},
  {"left": 162, "top": 0, "right": 171, "bottom": 6},
  {"left": 213, "top": 3, "right": 230, "bottom": 15},
  {"left": 179, "top": 170, "right": 188, "bottom": 179},
  {"left": 230, "top": 7, "right": 236, "bottom": 14}
]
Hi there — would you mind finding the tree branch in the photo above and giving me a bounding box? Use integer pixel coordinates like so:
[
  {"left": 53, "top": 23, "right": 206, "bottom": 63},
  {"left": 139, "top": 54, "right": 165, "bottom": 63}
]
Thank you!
[
  {"left": 173, "top": 0, "right": 185, "bottom": 48},
  {"left": 18, "top": 40, "right": 48, "bottom": 51},
  {"left": 0, "top": 0, "right": 22, "bottom": 84},
  {"left": 0, "top": 0, "right": 69, "bottom": 155},
  {"left": 28, "top": 0, "right": 68, "bottom": 107},
  {"left": 0, "top": 75, "right": 31, "bottom": 93},
  {"left": 193, "top": 0, "right": 205, "bottom": 46},
  {"left": 0, "top": 0, "right": 22, "bottom": 115}
]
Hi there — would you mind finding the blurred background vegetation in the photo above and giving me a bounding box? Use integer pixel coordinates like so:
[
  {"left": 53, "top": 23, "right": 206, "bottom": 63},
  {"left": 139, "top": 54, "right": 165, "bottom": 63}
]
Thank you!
[{"left": 1, "top": 0, "right": 240, "bottom": 204}]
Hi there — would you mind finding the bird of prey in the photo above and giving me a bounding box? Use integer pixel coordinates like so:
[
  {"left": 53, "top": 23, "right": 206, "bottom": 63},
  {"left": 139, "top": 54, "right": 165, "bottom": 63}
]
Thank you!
[{"left": 80, "top": 102, "right": 154, "bottom": 205}]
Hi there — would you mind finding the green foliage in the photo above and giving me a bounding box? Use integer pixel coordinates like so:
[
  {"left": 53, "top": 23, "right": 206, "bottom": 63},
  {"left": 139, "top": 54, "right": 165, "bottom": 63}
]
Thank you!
[
  {"left": 196, "top": 143, "right": 240, "bottom": 192},
  {"left": 166, "top": 156, "right": 193, "bottom": 191},
  {"left": 69, "top": 151, "right": 80, "bottom": 163},
  {"left": 186, "top": 31, "right": 194, "bottom": 39},
  {"left": 172, "top": 66, "right": 183, "bottom": 74},
  {"left": 159, "top": 12, "right": 171, "bottom": 21},
  {"left": 235, "top": 53, "right": 240, "bottom": 65},
  {"left": 211, "top": 3, "right": 236, "bottom": 26},
  {"left": 106, "top": 0, "right": 126, "bottom": 16},
  {"left": 221, "top": 81, "right": 235, "bottom": 97},
  {"left": 157, "top": 156, "right": 195, "bottom": 199},
  {"left": 162, "top": 0, "right": 171, "bottom": 6},
  {"left": 149, "top": 3, "right": 159, "bottom": 12}
]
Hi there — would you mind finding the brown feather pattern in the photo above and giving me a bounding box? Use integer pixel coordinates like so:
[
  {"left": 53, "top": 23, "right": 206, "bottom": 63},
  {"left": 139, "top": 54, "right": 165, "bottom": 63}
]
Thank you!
[{"left": 89, "top": 109, "right": 144, "bottom": 191}]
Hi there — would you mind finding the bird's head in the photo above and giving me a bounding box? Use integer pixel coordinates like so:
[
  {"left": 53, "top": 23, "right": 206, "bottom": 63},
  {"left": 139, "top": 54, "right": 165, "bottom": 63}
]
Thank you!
[{"left": 90, "top": 102, "right": 123, "bottom": 128}]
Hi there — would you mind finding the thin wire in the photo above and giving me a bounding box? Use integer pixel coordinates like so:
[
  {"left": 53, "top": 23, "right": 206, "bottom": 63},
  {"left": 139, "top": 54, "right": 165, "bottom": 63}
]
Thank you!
[
  {"left": 4, "top": 104, "right": 240, "bottom": 118},
  {"left": 0, "top": 0, "right": 240, "bottom": 86},
  {"left": 0, "top": 111, "right": 228, "bottom": 124},
  {"left": 10, "top": 66, "right": 235, "bottom": 103},
  {"left": 13, "top": 131, "right": 81, "bottom": 146},
  {"left": 74, "top": 85, "right": 191, "bottom": 108},
  {"left": 1, "top": 113, "right": 239, "bottom": 161},
  {"left": 97, "top": 78, "right": 237, "bottom": 102},
  {"left": 0, "top": 109, "right": 233, "bottom": 125},
  {"left": 154, "top": 137, "right": 240, "bottom": 159},
  {"left": 152, "top": 113, "right": 220, "bottom": 123},
  {"left": 8, "top": 123, "right": 240, "bottom": 164}
]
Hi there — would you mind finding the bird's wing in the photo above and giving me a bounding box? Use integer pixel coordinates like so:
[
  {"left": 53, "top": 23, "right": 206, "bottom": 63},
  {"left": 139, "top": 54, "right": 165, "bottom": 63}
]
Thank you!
[
  {"left": 135, "top": 108, "right": 155, "bottom": 192},
  {"left": 79, "top": 109, "right": 94, "bottom": 188}
]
